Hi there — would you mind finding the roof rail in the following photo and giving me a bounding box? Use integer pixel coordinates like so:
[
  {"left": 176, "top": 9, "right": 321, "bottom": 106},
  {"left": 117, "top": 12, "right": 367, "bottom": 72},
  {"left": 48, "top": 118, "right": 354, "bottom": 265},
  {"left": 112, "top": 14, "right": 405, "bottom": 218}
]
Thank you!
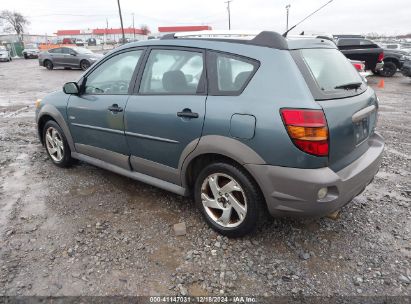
[{"left": 160, "top": 30, "right": 289, "bottom": 50}]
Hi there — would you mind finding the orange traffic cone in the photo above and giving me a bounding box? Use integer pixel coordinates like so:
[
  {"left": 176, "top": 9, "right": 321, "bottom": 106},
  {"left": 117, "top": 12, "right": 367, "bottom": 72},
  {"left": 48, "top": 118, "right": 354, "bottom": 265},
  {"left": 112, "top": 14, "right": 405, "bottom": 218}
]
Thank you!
[{"left": 377, "top": 79, "right": 385, "bottom": 88}]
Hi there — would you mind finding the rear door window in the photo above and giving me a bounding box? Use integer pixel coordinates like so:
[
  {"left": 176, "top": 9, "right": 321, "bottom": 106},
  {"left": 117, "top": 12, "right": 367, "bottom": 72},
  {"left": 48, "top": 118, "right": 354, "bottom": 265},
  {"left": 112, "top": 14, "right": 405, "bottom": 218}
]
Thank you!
[
  {"left": 62, "top": 48, "right": 75, "bottom": 55},
  {"left": 139, "top": 49, "right": 205, "bottom": 95},
  {"left": 207, "top": 51, "right": 259, "bottom": 96}
]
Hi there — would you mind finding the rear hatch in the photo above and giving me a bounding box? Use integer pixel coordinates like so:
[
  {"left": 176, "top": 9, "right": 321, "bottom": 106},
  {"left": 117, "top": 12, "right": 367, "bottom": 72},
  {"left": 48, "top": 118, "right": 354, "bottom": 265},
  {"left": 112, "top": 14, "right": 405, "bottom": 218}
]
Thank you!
[{"left": 292, "top": 47, "right": 378, "bottom": 171}]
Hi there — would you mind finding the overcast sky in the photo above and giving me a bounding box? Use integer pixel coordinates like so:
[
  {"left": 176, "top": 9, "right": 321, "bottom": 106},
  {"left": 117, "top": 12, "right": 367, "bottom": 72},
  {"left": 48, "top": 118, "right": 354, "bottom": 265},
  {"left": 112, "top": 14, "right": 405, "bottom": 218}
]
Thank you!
[{"left": 1, "top": 0, "right": 410, "bottom": 36}]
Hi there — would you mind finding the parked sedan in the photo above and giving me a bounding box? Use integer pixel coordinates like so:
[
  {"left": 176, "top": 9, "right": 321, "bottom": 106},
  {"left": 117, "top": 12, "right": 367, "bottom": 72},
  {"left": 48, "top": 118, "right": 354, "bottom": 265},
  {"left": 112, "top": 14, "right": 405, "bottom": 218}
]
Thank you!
[
  {"left": 22, "top": 44, "right": 40, "bottom": 59},
  {"left": 38, "top": 47, "right": 103, "bottom": 71},
  {"left": 0, "top": 46, "right": 12, "bottom": 62}
]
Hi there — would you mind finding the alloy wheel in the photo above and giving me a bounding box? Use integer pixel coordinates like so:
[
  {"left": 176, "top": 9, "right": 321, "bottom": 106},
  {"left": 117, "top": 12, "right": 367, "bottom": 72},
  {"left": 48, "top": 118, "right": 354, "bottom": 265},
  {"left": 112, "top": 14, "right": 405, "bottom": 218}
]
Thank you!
[
  {"left": 45, "top": 127, "right": 64, "bottom": 162},
  {"left": 200, "top": 173, "right": 247, "bottom": 228}
]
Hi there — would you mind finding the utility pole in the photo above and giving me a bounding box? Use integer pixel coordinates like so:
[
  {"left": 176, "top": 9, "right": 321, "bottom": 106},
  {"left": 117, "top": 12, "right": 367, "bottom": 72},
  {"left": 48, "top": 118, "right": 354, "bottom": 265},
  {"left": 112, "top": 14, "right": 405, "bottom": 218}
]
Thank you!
[
  {"left": 225, "top": 0, "right": 232, "bottom": 30},
  {"left": 105, "top": 18, "right": 109, "bottom": 45},
  {"left": 285, "top": 4, "right": 291, "bottom": 31},
  {"left": 132, "top": 13, "right": 135, "bottom": 40},
  {"left": 117, "top": 0, "right": 126, "bottom": 42}
]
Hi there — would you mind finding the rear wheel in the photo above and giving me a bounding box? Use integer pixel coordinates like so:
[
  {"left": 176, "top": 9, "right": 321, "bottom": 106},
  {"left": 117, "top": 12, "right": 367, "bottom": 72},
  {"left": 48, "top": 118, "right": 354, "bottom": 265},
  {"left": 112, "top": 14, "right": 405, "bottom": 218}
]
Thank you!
[
  {"left": 44, "top": 60, "right": 53, "bottom": 70},
  {"left": 194, "top": 162, "right": 264, "bottom": 237},
  {"left": 379, "top": 61, "right": 397, "bottom": 77},
  {"left": 43, "top": 120, "right": 73, "bottom": 167},
  {"left": 80, "top": 60, "right": 90, "bottom": 71}
]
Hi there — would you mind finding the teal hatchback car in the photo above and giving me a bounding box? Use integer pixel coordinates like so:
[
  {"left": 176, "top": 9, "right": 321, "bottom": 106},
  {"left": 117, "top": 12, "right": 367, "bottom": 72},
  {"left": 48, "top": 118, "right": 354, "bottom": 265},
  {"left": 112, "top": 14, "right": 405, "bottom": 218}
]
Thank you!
[{"left": 35, "top": 31, "right": 384, "bottom": 237}]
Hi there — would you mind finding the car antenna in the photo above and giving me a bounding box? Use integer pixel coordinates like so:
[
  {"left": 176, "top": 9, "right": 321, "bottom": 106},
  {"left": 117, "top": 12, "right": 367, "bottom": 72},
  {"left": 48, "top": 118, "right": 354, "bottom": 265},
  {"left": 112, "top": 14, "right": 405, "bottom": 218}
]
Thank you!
[{"left": 282, "top": 0, "right": 334, "bottom": 37}]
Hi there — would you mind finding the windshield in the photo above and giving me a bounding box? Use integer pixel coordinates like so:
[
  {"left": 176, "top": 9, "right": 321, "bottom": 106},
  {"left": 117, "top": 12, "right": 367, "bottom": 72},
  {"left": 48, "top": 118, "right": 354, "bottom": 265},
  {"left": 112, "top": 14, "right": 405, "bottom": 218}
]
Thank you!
[
  {"left": 301, "top": 48, "right": 364, "bottom": 92},
  {"left": 73, "top": 47, "right": 93, "bottom": 54},
  {"left": 25, "top": 44, "right": 38, "bottom": 49}
]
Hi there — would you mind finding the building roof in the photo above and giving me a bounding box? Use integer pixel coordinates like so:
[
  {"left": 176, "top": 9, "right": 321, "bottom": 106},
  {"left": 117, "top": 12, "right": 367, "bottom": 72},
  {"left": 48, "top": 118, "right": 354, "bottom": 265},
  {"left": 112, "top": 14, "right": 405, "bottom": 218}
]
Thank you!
[
  {"left": 56, "top": 30, "right": 81, "bottom": 36},
  {"left": 93, "top": 28, "right": 145, "bottom": 35},
  {"left": 56, "top": 28, "right": 145, "bottom": 36},
  {"left": 158, "top": 25, "right": 211, "bottom": 33}
]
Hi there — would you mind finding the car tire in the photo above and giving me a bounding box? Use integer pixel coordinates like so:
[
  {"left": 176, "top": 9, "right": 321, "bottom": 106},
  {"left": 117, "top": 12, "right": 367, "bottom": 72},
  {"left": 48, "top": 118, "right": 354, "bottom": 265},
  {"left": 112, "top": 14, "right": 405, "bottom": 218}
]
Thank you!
[
  {"left": 42, "top": 120, "right": 73, "bottom": 168},
  {"left": 380, "top": 62, "right": 397, "bottom": 77},
  {"left": 44, "top": 60, "right": 53, "bottom": 70},
  {"left": 194, "top": 162, "right": 264, "bottom": 237},
  {"left": 80, "top": 60, "right": 90, "bottom": 71},
  {"left": 24, "top": 54, "right": 28, "bottom": 59}
]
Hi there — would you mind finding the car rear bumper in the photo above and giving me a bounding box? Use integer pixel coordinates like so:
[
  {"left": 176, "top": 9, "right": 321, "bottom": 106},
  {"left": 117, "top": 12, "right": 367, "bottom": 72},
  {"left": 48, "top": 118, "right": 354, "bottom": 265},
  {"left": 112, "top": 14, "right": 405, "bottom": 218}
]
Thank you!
[{"left": 246, "top": 132, "right": 384, "bottom": 217}]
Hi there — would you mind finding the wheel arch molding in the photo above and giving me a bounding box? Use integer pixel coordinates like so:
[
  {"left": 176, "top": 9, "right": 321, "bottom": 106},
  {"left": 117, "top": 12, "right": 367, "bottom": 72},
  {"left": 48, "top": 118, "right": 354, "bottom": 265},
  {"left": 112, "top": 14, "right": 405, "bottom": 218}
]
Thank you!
[
  {"left": 37, "top": 104, "right": 76, "bottom": 152},
  {"left": 179, "top": 135, "right": 266, "bottom": 189}
]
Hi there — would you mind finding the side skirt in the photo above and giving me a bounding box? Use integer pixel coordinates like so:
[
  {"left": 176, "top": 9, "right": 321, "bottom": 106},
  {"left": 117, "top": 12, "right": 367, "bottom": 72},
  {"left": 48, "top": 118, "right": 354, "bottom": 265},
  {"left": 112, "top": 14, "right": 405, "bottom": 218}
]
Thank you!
[{"left": 71, "top": 152, "right": 189, "bottom": 197}]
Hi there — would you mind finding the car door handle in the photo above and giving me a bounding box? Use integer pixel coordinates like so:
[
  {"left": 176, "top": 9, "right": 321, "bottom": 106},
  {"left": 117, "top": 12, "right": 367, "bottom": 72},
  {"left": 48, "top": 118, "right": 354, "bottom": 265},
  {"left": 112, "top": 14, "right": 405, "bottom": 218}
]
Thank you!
[
  {"left": 177, "top": 109, "right": 199, "bottom": 119},
  {"left": 108, "top": 104, "right": 123, "bottom": 113}
]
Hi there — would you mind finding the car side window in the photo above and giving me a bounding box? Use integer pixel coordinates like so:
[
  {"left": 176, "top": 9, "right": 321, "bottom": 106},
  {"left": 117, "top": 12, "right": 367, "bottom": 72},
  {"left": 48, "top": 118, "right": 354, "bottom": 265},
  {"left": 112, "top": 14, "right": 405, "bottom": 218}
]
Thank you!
[
  {"left": 207, "top": 51, "right": 259, "bottom": 95},
  {"left": 139, "top": 49, "right": 204, "bottom": 95},
  {"left": 49, "top": 48, "right": 61, "bottom": 54},
  {"left": 62, "top": 48, "right": 75, "bottom": 55},
  {"left": 84, "top": 50, "right": 142, "bottom": 95},
  {"left": 360, "top": 39, "right": 373, "bottom": 46}
]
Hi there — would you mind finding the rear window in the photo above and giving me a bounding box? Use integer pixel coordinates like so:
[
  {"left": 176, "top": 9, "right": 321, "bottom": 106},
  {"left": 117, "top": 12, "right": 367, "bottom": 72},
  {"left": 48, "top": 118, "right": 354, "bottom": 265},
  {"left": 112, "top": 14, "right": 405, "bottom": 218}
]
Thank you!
[
  {"left": 301, "top": 48, "right": 365, "bottom": 93},
  {"left": 337, "top": 39, "right": 360, "bottom": 46}
]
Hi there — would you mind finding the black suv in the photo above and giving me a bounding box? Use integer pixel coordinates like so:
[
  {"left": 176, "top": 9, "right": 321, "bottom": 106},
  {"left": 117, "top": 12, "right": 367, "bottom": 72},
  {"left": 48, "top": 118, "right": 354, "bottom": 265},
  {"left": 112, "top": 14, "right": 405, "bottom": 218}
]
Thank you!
[
  {"left": 336, "top": 38, "right": 384, "bottom": 73},
  {"left": 381, "top": 49, "right": 410, "bottom": 77}
]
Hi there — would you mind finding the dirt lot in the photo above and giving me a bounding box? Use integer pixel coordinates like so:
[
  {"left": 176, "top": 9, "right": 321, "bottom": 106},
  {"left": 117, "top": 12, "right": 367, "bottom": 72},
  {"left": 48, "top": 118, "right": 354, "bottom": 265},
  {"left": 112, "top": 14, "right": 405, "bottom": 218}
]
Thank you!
[{"left": 0, "top": 59, "right": 410, "bottom": 298}]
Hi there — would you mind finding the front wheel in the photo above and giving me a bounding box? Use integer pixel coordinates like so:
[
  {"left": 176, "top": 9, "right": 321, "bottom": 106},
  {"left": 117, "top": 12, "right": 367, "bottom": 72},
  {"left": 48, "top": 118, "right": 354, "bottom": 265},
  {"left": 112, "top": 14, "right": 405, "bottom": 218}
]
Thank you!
[
  {"left": 44, "top": 60, "right": 53, "bottom": 70},
  {"left": 194, "top": 162, "right": 264, "bottom": 237},
  {"left": 43, "top": 120, "right": 73, "bottom": 167}
]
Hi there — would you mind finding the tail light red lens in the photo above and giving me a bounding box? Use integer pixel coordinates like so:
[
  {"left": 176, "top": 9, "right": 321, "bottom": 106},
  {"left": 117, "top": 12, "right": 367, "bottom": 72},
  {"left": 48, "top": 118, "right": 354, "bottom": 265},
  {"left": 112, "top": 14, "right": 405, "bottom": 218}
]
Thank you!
[
  {"left": 280, "top": 109, "right": 329, "bottom": 157},
  {"left": 352, "top": 62, "right": 365, "bottom": 72},
  {"left": 378, "top": 52, "right": 384, "bottom": 62}
]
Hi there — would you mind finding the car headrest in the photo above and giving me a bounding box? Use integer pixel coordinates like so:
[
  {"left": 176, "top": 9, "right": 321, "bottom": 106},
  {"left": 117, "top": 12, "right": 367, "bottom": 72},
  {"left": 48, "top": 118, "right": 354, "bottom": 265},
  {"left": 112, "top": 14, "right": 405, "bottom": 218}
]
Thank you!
[{"left": 162, "top": 70, "right": 188, "bottom": 93}]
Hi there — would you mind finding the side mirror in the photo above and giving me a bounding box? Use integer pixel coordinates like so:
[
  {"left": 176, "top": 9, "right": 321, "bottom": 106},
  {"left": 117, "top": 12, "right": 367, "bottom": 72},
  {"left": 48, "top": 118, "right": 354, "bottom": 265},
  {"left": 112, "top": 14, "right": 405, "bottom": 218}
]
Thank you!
[
  {"left": 63, "top": 82, "right": 79, "bottom": 95},
  {"left": 70, "top": 52, "right": 77, "bottom": 56}
]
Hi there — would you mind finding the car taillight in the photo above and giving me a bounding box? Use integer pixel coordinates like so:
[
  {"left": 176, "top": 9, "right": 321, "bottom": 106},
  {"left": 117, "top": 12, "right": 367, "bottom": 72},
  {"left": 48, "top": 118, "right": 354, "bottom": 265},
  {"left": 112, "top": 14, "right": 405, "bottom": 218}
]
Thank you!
[
  {"left": 353, "top": 62, "right": 365, "bottom": 72},
  {"left": 378, "top": 52, "right": 384, "bottom": 62},
  {"left": 280, "top": 109, "right": 329, "bottom": 157}
]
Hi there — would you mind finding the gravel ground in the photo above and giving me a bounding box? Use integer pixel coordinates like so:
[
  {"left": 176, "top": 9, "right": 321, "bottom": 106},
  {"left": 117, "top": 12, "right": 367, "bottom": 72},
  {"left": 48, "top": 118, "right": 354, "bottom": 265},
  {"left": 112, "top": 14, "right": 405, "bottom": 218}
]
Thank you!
[{"left": 0, "top": 59, "right": 410, "bottom": 298}]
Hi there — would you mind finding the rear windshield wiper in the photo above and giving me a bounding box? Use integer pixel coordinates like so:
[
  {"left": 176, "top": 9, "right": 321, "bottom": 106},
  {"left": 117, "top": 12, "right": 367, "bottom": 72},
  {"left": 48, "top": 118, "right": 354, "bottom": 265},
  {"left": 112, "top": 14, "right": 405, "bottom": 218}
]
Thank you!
[{"left": 334, "top": 82, "right": 362, "bottom": 90}]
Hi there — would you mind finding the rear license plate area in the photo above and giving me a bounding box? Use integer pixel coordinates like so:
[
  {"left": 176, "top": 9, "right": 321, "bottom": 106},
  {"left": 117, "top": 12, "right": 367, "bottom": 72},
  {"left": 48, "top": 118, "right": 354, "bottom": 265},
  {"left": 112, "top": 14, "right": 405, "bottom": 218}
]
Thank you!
[{"left": 354, "top": 116, "right": 369, "bottom": 144}]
